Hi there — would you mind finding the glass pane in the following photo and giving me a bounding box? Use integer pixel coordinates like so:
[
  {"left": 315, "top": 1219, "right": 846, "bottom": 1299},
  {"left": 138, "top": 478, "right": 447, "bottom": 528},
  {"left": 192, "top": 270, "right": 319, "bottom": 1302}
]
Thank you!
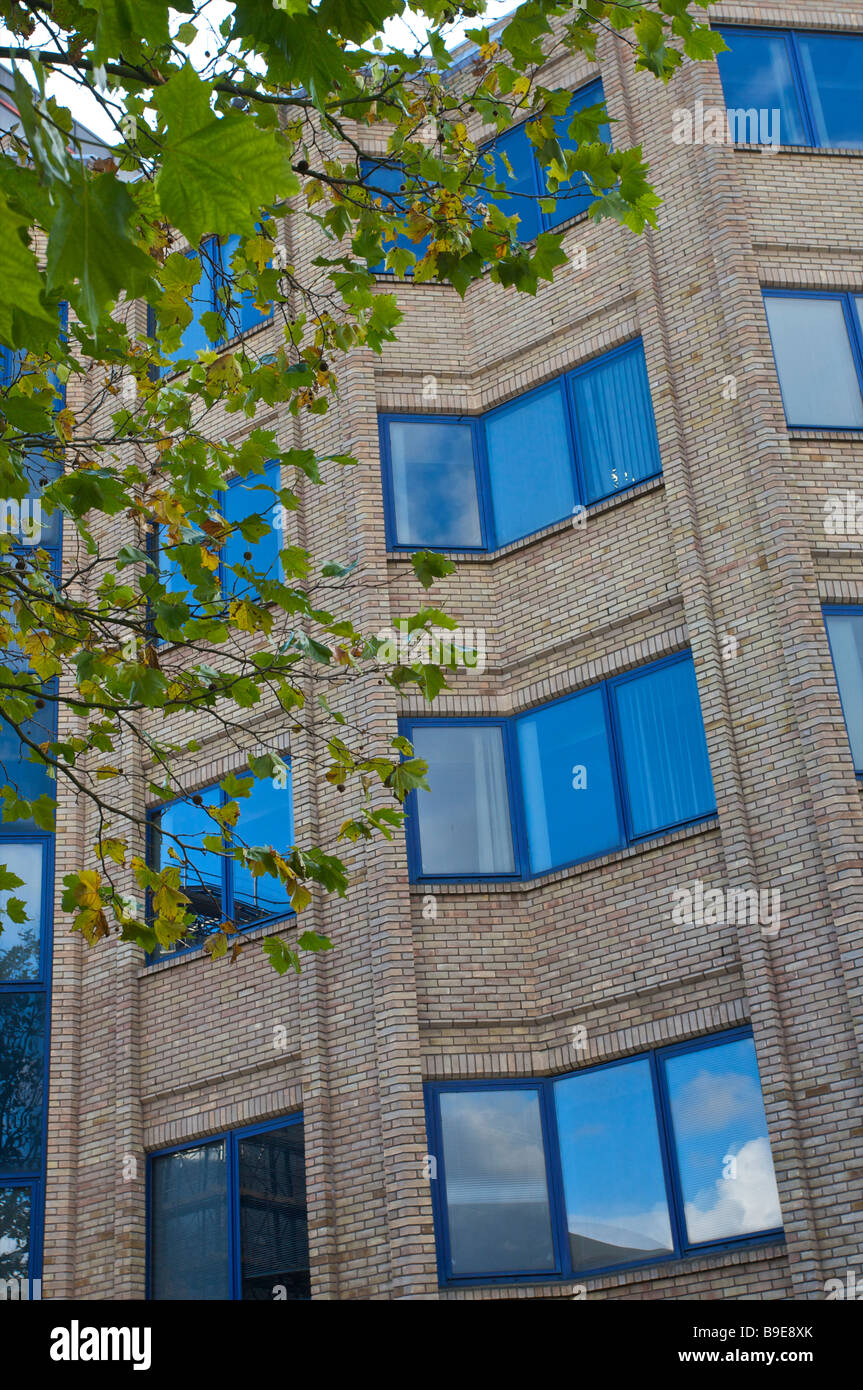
[
  {"left": 715, "top": 29, "right": 808, "bottom": 146},
  {"left": 155, "top": 788, "right": 224, "bottom": 943},
  {"left": 764, "top": 295, "right": 863, "bottom": 428},
  {"left": 485, "top": 382, "right": 575, "bottom": 546},
  {"left": 360, "top": 158, "right": 431, "bottom": 269},
  {"left": 219, "top": 234, "right": 270, "bottom": 336},
  {"left": 163, "top": 243, "right": 214, "bottom": 372},
  {"left": 150, "top": 1141, "right": 229, "bottom": 1299},
  {"left": 231, "top": 777, "right": 294, "bottom": 926},
  {"left": 223, "top": 461, "right": 280, "bottom": 600},
  {"left": 555, "top": 1059, "right": 673, "bottom": 1272},
  {"left": 481, "top": 124, "right": 540, "bottom": 242},
  {"left": 0, "top": 992, "right": 45, "bottom": 1176},
  {"left": 238, "top": 1123, "right": 310, "bottom": 1300},
  {"left": 569, "top": 342, "right": 662, "bottom": 504},
  {"left": 0, "top": 1186, "right": 32, "bottom": 1292},
  {"left": 14, "top": 450, "right": 62, "bottom": 550},
  {"left": 410, "top": 724, "right": 516, "bottom": 876},
  {"left": 0, "top": 701, "right": 57, "bottom": 827},
  {"left": 516, "top": 687, "right": 621, "bottom": 873},
  {"left": 824, "top": 610, "right": 863, "bottom": 770},
  {"left": 544, "top": 80, "right": 611, "bottom": 228},
  {"left": 664, "top": 1036, "right": 782, "bottom": 1245},
  {"left": 0, "top": 841, "right": 43, "bottom": 981},
  {"left": 613, "top": 656, "right": 716, "bottom": 838},
  {"left": 796, "top": 33, "right": 863, "bottom": 150},
  {"left": 388, "top": 419, "right": 482, "bottom": 548},
  {"left": 439, "top": 1089, "right": 556, "bottom": 1276}
]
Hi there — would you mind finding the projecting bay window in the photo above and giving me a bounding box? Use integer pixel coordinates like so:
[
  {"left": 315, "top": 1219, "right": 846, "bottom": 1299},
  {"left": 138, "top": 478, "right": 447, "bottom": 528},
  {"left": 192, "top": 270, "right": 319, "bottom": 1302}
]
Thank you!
[
  {"left": 425, "top": 1029, "right": 784, "bottom": 1285},
  {"left": 148, "top": 1116, "right": 310, "bottom": 1301},
  {"left": 402, "top": 651, "right": 716, "bottom": 882},
  {"left": 380, "top": 339, "right": 662, "bottom": 552}
]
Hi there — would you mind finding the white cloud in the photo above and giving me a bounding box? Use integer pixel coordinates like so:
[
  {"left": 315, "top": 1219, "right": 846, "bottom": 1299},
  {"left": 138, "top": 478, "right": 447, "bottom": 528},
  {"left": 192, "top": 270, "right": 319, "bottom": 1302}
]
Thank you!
[{"left": 684, "top": 1136, "right": 782, "bottom": 1243}]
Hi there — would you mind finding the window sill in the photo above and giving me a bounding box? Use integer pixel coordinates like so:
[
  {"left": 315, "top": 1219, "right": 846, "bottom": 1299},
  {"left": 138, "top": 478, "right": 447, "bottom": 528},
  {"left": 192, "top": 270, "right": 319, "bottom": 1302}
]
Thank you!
[
  {"left": 731, "top": 142, "right": 863, "bottom": 158},
  {"left": 386, "top": 474, "right": 664, "bottom": 565},
  {"left": 410, "top": 814, "right": 719, "bottom": 896},
  {"left": 439, "top": 1236, "right": 787, "bottom": 1298},
  {"left": 371, "top": 207, "right": 593, "bottom": 285},
  {"left": 139, "top": 912, "right": 293, "bottom": 976},
  {"left": 787, "top": 427, "right": 863, "bottom": 441}
]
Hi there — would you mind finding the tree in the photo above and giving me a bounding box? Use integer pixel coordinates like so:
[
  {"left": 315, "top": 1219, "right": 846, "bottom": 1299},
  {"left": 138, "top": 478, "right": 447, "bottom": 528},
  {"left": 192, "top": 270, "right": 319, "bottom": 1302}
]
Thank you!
[{"left": 0, "top": 0, "right": 724, "bottom": 970}]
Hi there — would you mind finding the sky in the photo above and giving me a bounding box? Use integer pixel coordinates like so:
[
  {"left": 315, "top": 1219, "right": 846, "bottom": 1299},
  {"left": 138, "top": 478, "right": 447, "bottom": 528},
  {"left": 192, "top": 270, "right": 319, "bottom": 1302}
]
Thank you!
[{"left": 0, "top": 2, "right": 516, "bottom": 143}]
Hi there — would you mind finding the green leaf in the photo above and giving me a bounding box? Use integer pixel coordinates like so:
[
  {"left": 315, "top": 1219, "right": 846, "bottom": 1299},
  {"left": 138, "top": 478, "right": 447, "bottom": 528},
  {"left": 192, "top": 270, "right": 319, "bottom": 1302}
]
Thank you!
[
  {"left": 153, "top": 65, "right": 299, "bottom": 245},
  {"left": 410, "top": 550, "right": 455, "bottom": 589},
  {"left": 45, "top": 172, "right": 156, "bottom": 330},
  {"left": 0, "top": 191, "right": 57, "bottom": 348}
]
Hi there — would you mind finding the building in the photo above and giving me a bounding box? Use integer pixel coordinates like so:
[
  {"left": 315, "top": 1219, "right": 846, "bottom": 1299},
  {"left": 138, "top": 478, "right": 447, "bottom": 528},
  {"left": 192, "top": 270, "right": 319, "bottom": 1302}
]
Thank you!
[{"left": 2, "top": 4, "right": 863, "bottom": 1301}]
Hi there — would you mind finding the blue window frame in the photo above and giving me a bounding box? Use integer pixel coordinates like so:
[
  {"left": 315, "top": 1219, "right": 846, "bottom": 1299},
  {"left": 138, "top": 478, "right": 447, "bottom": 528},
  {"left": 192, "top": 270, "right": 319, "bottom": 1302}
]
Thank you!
[
  {"left": 358, "top": 157, "right": 433, "bottom": 273},
  {"left": 481, "top": 79, "right": 610, "bottom": 240},
  {"left": 148, "top": 1114, "right": 310, "bottom": 1301},
  {"left": 425, "top": 1027, "right": 783, "bottom": 1286},
  {"left": 155, "top": 460, "right": 281, "bottom": 611},
  {"left": 823, "top": 606, "right": 863, "bottom": 773},
  {"left": 401, "top": 651, "right": 716, "bottom": 882},
  {"left": 147, "top": 772, "right": 294, "bottom": 958},
  {"left": 0, "top": 1180, "right": 41, "bottom": 1300},
  {"left": 152, "top": 235, "right": 271, "bottom": 375},
  {"left": 380, "top": 339, "right": 661, "bottom": 552},
  {"left": 716, "top": 27, "right": 863, "bottom": 150},
  {"left": 763, "top": 290, "right": 863, "bottom": 429}
]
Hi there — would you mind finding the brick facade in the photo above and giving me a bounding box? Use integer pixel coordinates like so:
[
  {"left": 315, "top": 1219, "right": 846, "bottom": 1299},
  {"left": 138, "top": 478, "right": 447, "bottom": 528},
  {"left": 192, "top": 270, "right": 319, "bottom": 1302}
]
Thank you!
[{"left": 41, "top": 1, "right": 863, "bottom": 1299}]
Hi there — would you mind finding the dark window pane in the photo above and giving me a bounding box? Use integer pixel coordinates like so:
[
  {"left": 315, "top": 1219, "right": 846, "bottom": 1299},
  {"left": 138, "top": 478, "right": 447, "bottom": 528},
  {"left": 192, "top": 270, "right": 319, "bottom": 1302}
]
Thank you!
[
  {"left": 0, "top": 841, "right": 43, "bottom": 981},
  {"left": 410, "top": 724, "right": 516, "bottom": 876},
  {"left": 0, "top": 992, "right": 45, "bottom": 1176},
  {"left": 0, "top": 702, "right": 57, "bottom": 827},
  {"left": 238, "top": 1123, "right": 310, "bottom": 1300},
  {"left": 387, "top": 420, "right": 482, "bottom": 548},
  {"left": 569, "top": 342, "right": 662, "bottom": 504},
  {"left": 10, "top": 450, "right": 62, "bottom": 550},
  {"left": 716, "top": 30, "right": 809, "bottom": 146},
  {"left": 516, "top": 686, "right": 621, "bottom": 873},
  {"left": 485, "top": 381, "right": 575, "bottom": 546},
  {"left": 223, "top": 462, "right": 280, "bottom": 600},
  {"left": 231, "top": 777, "right": 294, "bottom": 926},
  {"left": 554, "top": 1059, "right": 673, "bottom": 1272},
  {"left": 439, "top": 1089, "right": 556, "bottom": 1276},
  {"left": 0, "top": 1185, "right": 31, "bottom": 1292},
  {"left": 764, "top": 295, "right": 863, "bottom": 428},
  {"left": 664, "top": 1037, "right": 782, "bottom": 1245},
  {"left": 155, "top": 789, "right": 224, "bottom": 942},
  {"left": 613, "top": 656, "right": 716, "bottom": 837},
  {"left": 150, "top": 1141, "right": 229, "bottom": 1299},
  {"left": 824, "top": 610, "right": 863, "bottom": 770},
  {"left": 795, "top": 33, "right": 863, "bottom": 149},
  {"left": 482, "top": 124, "right": 540, "bottom": 242}
]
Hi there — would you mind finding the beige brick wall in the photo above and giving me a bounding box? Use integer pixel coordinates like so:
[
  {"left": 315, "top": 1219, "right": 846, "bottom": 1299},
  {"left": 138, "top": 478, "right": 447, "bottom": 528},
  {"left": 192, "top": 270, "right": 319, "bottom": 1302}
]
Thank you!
[{"left": 41, "top": 2, "right": 863, "bottom": 1299}]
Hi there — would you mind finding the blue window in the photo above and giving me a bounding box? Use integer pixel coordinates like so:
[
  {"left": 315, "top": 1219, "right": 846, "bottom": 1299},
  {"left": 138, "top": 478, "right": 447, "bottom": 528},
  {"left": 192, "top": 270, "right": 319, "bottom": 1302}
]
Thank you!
[
  {"left": 763, "top": 291, "right": 863, "bottom": 429},
  {"left": 402, "top": 651, "right": 715, "bottom": 882},
  {"left": 408, "top": 724, "right": 517, "bottom": 878},
  {"left": 155, "top": 235, "right": 271, "bottom": 374},
  {"left": 480, "top": 79, "right": 610, "bottom": 241},
  {"left": 610, "top": 656, "right": 717, "bottom": 839},
  {"left": 0, "top": 698, "right": 57, "bottom": 828},
  {"left": 358, "top": 157, "right": 432, "bottom": 273},
  {"left": 380, "top": 339, "right": 661, "bottom": 552},
  {"left": 716, "top": 27, "right": 863, "bottom": 149},
  {"left": 0, "top": 838, "right": 50, "bottom": 983},
  {"left": 149, "top": 1115, "right": 309, "bottom": 1301},
  {"left": 426, "top": 1028, "right": 783, "bottom": 1285},
  {"left": 148, "top": 772, "right": 294, "bottom": 955},
  {"left": 156, "top": 461, "right": 281, "bottom": 613},
  {"left": 823, "top": 607, "right": 863, "bottom": 772},
  {"left": 0, "top": 991, "right": 46, "bottom": 1176},
  {"left": 0, "top": 1182, "right": 38, "bottom": 1299}
]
